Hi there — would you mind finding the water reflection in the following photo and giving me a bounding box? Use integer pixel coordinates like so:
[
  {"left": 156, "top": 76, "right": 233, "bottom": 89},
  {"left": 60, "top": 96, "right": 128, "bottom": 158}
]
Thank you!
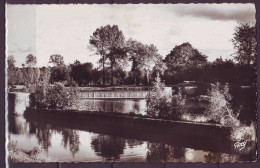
[
  {"left": 36, "top": 125, "right": 52, "bottom": 151},
  {"left": 146, "top": 143, "right": 175, "bottom": 162},
  {"left": 7, "top": 112, "right": 257, "bottom": 162},
  {"left": 59, "top": 129, "right": 80, "bottom": 157},
  {"left": 91, "top": 135, "right": 126, "bottom": 161},
  {"left": 126, "top": 139, "right": 143, "bottom": 149}
]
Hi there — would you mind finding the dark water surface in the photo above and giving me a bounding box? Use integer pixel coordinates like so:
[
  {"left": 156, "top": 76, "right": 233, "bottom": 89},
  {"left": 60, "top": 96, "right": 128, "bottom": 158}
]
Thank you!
[{"left": 8, "top": 98, "right": 256, "bottom": 162}]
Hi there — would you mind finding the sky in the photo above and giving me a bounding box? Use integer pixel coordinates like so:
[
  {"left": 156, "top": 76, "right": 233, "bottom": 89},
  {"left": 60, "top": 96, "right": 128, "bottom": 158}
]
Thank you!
[{"left": 6, "top": 4, "right": 256, "bottom": 67}]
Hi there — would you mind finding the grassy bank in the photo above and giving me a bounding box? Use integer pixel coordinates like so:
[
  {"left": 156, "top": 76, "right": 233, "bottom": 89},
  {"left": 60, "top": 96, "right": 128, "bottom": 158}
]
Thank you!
[{"left": 8, "top": 141, "right": 54, "bottom": 162}]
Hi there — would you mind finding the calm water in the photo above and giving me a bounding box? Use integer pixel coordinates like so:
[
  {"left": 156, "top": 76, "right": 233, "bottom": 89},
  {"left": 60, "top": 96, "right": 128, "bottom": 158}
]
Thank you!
[{"left": 8, "top": 93, "right": 256, "bottom": 162}]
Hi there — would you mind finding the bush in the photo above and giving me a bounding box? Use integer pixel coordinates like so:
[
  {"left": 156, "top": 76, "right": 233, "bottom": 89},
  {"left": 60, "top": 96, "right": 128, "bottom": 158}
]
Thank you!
[
  {"left": 231, "top": 123, "right": 256, "bottom": 142},
  {"left": 146, "top": 74, "right": 172, "bottom": 118},
  {"left": 205, "top": 82, "right": 240, "bottom": 126},
  {"left": 30, "top": 82, "right": 79, "bottom": 110}
]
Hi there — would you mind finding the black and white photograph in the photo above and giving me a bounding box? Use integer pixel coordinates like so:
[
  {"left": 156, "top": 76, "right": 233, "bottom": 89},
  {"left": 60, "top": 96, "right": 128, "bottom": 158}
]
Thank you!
[{"left": 6, "top": 3, "right": 257, "bottom": 162}]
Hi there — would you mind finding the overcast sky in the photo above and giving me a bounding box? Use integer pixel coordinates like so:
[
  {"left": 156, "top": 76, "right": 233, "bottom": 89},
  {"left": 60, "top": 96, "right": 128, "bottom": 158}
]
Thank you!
[{"left": 6, "top": 4, "right": 256, "bottom": 67}]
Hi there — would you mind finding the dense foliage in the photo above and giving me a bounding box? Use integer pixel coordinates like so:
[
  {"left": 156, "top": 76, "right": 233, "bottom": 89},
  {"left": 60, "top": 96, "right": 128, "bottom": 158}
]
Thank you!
[
  {"left": 232, "top": 23, "right": 256, "bottom": 65},
  {"left": 146, "top": 74, "right": 172, "bottom": 118},
  {"left": 206, "top": 82, "right": 240, "bottom": 126},
  {"left": 29, "top": 82, "right": 79, "bottom": 110},
  {"left": 8, "top": 23, "right": 256, "bottom": 88}
]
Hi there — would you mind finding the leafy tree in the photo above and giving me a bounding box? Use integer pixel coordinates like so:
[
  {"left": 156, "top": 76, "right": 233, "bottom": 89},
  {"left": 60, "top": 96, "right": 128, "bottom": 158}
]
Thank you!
[
  {"left": 107, "top": 46, "right": 127, "bottom": 85},
  {"left": 112, "top": 67, "right": 127, "bottom": 85},
  {"left": 140, "top": 44, "right": 162, "bottom": 84},
  {"left": 126, "top": 39, "right": 146, "bottom": 85},
  {"left": 39, "top": 67, "right": 51, "bottom": 82},
  {"left": 164, "top": 42, "right": 207, "bottom": 70},
  {"left": 89, "top": 25, "right": 126, "bottom": 85},
  {"left": 26, "top": 54, "right": 37, "bottom": 67},
  {"left": 151, "top": 57, "right": 166, "bottom": 82},
  {"left": 70, "top": 60, "right": 93, "bottom": 85},
  {"left": 49, "top": 54, "right": 65, "bottom": 67},
  {"left": 231, "top": 22, "right": 256, "bottom": 65},
  {"left": 163, "top": 43, "right": 207, "bottom": 84},
  {"left": 50, "top": 66, "right": 71, "bottom": 84}
]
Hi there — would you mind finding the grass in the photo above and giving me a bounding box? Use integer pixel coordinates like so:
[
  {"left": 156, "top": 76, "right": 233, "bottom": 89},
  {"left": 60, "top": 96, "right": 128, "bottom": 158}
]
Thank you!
[{"left": 8, "top": 141, "right": 54, "bottom": 162}]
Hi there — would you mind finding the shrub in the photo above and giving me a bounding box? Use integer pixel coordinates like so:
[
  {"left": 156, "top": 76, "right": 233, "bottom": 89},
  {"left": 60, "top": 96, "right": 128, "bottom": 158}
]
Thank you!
[
  {"left": 231, "top": 123, "right": 256, "bottom": 142},
  {"left": 146, "top": 74, "right": 172, "bottom": 118},
  {"left": 205, "top": 82, "right": 240, "bottom": 126},
  {"left": 30, "top": 82, "right": 79, "bottom": 110}
]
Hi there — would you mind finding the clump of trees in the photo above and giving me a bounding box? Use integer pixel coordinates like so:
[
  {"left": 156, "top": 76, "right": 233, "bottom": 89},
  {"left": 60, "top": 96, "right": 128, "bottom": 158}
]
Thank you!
[
  {"left": 8, "top": 23, "right": 256, "bottom": 88},
  {"left": 7, "top": 22, "right": 256, "bottom": 114},
  {"left": 89, "top": 25, "right": 127, "bottom": 86},
  {"left": 89, "top": 25, "right": 162, "bottom": 86}
]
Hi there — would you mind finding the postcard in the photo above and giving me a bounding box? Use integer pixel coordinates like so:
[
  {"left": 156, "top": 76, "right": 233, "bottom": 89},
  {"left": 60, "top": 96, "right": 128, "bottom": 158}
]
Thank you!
[{"left": 6, "top": 3, "right": 257, "bottom": 163}]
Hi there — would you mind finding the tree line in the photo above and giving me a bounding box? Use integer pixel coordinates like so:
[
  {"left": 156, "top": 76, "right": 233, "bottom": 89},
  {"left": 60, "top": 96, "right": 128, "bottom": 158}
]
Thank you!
[{"left": 8, "top": 22, "right": 256, "bottom": 89}]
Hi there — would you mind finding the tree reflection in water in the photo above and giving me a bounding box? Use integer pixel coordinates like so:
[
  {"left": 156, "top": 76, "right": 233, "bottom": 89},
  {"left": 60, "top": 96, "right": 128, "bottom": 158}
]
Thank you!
[
  {"left": 36, "top": 125, "right": 52, "bottom": 152},
  {"left": 126, "top": 139, "right": 143, "bottom": 148},
  {"left": 204, "top": 152, "right": 239, "bottom": 162},
  {"left": 60, "top": 129, "right": 80, "bottom": 157},
  {"left": 146, "top": 143, "right": 185, "bottom": 162},
  {"left": 204, "top": 152, "right": 222, "bottom": 162},
  {"left": 91, "top": 135, "right": 126, "bottom": 161}
]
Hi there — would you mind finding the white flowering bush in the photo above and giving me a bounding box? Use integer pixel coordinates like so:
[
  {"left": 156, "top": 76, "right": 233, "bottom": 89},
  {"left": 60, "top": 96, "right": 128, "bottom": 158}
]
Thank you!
[{"left": 206, "top": 82, "right": 240, "bottom": 126}]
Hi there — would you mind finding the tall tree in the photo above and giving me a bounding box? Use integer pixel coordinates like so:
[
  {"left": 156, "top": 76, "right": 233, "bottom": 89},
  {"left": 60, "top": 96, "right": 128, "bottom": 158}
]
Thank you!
[
  {"left": 26, "top": 54, "right": 37, "bottom": 67},
  {"left": 231, "top": 22, "right": 256, "bottom": 65},
  {"left": 126, "top": 39, "right": 146, "bottom": 85},
  {"left": 49, "top": 54, "right": 65, "bottom": 67},
  {"left": 89, "top": 25, "right": 126, "bottom": 85}
]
